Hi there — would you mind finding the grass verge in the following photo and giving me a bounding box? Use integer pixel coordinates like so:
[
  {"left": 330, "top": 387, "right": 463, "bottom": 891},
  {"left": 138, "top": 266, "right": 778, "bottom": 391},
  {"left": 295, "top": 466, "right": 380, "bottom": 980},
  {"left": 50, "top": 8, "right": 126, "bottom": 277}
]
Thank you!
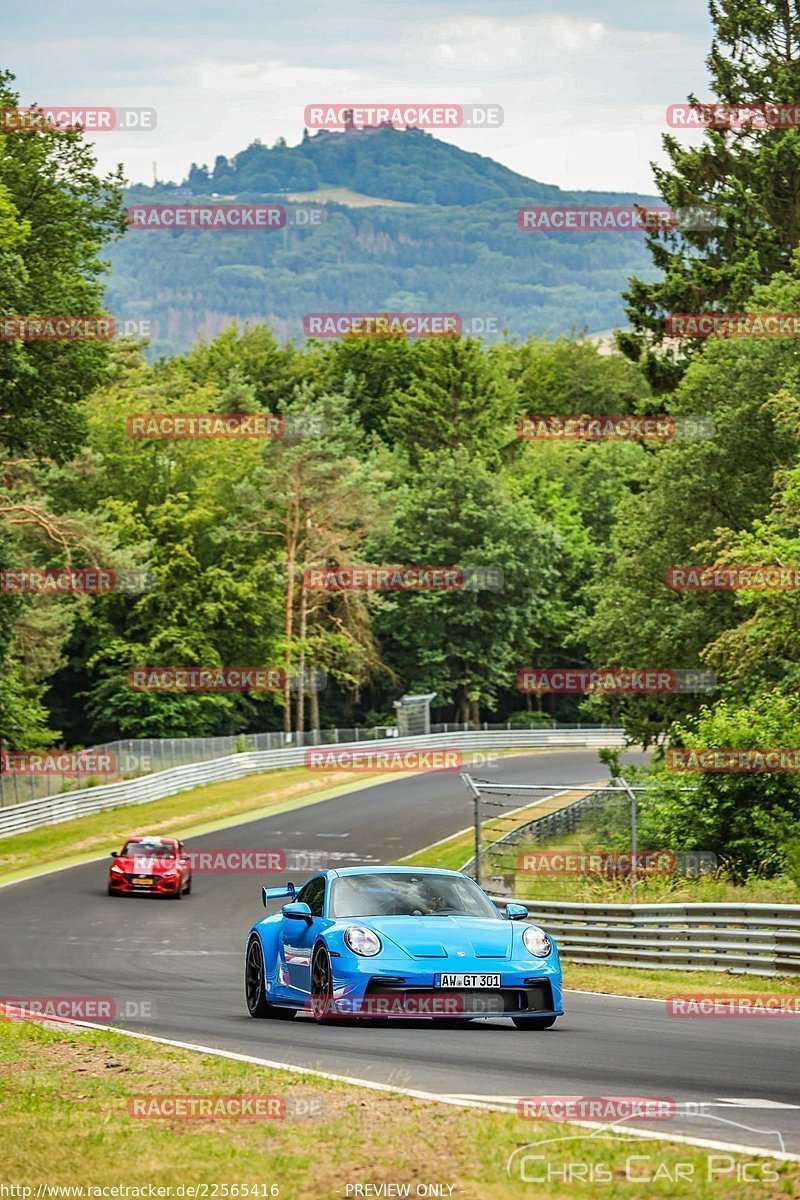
[
  {"left": 564, "top": 962, "right": 800, "bottom": 998},
  {"left": 505, "top": 825, "right": 800, "bottom": 905},
  {"left": 0, "top": 1016, "right": 797, "bottom": 1197}
]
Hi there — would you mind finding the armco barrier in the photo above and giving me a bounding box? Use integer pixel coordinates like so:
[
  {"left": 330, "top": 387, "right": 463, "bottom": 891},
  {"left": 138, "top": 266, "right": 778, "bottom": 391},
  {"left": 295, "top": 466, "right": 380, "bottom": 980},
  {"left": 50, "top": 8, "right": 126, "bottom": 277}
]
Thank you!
[
  {"left": 0, "top": 729, "right": 625, "bottom": 839},
  {"left": 0, "top": 722, "right": 607, "bottom": 808},
  {"left": 505, "top": 899, "right": 800, "bottom": 976}
]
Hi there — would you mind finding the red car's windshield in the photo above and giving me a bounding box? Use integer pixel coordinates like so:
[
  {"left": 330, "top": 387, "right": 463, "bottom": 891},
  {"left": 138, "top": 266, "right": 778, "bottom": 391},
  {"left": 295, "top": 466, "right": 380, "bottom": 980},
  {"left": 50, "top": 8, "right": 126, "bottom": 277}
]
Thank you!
[{"left": 121, "top": 842, "right": 176, "bottom": 859}]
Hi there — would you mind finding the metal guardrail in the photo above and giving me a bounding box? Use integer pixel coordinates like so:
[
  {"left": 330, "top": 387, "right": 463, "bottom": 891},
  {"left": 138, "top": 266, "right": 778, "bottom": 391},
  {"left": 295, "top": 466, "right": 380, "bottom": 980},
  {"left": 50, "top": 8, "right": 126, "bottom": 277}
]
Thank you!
[
  {"left": 0, "top": 728, "right": 626, "bottom": 839},
  {"left": 500, "top": 899, "right": 800, "bottom": 976},
  {"left": 0, "top": 728, "right": 399, "bottom": 808},
  {"left": 0, "top": 721, "right": 599, "bottom": 808}
]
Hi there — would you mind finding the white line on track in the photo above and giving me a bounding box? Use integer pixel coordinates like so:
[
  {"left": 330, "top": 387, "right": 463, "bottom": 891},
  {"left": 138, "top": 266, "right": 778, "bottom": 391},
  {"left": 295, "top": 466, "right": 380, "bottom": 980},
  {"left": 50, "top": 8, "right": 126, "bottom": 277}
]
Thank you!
[
  {"left": 448, "top": 1094, "right": 800, "bottom": 1112},
  {"left": 718, "top": 1099, "right": 800, "bottom": 1110},
  {"left": 564, "top": 988, "right": 675, "bottom": 1003}
]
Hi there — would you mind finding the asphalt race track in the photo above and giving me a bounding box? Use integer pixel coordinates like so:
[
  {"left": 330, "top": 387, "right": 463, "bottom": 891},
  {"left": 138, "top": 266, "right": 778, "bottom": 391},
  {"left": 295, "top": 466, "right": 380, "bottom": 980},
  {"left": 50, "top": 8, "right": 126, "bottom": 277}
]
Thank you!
[{"left": 1, "top": 748, "right": 798, "bottom": 1156}]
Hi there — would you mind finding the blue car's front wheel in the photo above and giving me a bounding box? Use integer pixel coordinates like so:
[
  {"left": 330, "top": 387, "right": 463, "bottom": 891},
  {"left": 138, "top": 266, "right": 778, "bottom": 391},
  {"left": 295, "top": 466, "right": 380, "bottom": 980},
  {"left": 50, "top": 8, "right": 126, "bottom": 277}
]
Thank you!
[
  {"left": 310, "top": 945, "right": 334, "bottom": 1022},
  {"left": 245, "top": 935, "right": 295, "bottom": 1020}
]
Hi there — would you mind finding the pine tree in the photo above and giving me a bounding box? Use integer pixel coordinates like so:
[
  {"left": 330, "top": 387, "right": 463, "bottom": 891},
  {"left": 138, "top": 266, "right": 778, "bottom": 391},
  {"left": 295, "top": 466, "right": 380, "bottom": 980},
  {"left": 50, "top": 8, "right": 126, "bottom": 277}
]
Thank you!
[{"left": 622, "top": 1, "right": 800, "bottom": 388}]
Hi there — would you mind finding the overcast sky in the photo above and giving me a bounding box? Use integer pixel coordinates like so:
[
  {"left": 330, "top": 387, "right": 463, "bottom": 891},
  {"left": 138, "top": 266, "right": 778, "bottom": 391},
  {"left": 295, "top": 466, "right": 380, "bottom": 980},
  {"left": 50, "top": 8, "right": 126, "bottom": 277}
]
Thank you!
[{"left": 4, "top": 0, "right": 714, "bottom": 193}]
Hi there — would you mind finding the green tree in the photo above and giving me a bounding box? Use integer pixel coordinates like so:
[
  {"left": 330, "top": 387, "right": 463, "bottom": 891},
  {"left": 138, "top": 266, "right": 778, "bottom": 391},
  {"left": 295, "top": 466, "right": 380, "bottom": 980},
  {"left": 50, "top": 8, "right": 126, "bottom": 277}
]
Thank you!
[
  {"left": 368, "top": 448, "right": 590, "bottom": 724},
  {"left": 180, "top": 324, "right": 302, "bottom": 411},
  {"left": 383, "top": 336, "right": 518, "bottom": 464},
  {"left": 0, "top": 72, "right": 125, "bottom": 746},
  {"left": 622, "top": 1, "right": 800, "bottom": 386},
  {"left": 640, "top": 692, "right": 800, "bottom": 876},
  {"left": 46, "top": 344, "right": 284, "bottom": 740},
  {"left": 0, "top": 71, "right": 126, "bottom": 460},
  {"left": 232, "top": 384, "right": 392, "bottom": 733},
  {"left": 702, "top": 385, "right": 800, "bottom": 694},
  {"left": 587, "top": 261, "right": 800, "bottom": 743}
]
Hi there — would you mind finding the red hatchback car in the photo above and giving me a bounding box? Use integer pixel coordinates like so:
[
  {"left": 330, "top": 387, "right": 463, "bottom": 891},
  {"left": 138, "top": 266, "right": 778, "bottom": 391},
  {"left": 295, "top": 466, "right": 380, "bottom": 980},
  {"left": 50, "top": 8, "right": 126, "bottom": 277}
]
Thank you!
[{"left": 108, "top": 835, "right": 192, "bottom": 898}]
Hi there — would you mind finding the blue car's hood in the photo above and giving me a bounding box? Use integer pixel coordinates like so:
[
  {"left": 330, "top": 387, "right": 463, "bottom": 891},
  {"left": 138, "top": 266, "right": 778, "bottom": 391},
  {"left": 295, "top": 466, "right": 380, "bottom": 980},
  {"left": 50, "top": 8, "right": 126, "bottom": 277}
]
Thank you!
[{"left": 355, "top": 915, "right": 514, "bottom": 960}]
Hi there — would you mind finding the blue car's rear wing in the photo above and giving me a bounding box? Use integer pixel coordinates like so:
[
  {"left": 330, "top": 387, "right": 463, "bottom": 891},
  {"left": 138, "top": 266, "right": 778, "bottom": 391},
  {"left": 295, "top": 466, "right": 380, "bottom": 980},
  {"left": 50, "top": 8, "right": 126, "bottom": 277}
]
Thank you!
[{"left": 262, "top": 882, "right": 296, "bottom": 908}]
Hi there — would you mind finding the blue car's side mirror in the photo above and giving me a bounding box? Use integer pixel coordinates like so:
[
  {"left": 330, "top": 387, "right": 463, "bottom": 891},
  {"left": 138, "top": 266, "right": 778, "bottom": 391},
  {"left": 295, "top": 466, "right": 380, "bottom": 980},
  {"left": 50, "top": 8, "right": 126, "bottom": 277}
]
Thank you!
[
  {"left": 505, "top": 902, "right": 529, "bottom": 921},
  {"left": 282, "top": 901, "right": 313, "bottom": 923}
]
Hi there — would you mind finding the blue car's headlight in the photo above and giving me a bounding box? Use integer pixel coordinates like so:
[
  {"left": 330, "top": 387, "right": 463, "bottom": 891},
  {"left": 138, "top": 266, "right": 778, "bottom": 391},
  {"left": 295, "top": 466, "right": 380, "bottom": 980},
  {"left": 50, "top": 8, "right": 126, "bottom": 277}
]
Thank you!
[
  {"left": 344, "top": 926, "right": 382, "bottom": 956},
  {"left": 522, "top": 925, "right": 552, "bottom": 957}
]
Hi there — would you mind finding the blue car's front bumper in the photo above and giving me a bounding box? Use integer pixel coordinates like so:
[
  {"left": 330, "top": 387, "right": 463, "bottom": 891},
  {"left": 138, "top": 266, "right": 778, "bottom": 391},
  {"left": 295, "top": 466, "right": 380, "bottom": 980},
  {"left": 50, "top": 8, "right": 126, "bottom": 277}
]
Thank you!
[{"left": 326, "top": 949, "right": 563, "bottom": 1019}]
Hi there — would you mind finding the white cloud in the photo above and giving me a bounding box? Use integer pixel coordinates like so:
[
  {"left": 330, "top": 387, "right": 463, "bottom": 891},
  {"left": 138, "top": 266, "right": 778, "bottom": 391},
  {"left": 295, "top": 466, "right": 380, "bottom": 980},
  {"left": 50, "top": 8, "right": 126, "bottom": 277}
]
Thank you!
[{"left": 3, "top": 3, "right": 713, "bottom": 193}]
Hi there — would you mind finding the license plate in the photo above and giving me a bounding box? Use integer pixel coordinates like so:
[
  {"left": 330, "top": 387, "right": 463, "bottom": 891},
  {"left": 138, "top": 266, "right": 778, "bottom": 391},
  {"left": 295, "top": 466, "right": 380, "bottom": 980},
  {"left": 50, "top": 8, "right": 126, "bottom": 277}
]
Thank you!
[
  {"left": 134, "top": 877, "right": 154, "bottom": 886},
  {"left": 437, "top": 973, "right": 501, "bottom": 988}
]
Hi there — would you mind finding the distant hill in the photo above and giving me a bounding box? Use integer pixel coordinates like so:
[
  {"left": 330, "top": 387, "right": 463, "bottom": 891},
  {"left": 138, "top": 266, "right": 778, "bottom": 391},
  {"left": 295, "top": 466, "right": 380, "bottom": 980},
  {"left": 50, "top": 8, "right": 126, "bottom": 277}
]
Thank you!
[
  {"left": 184, "top": 125, "right": 572, "bottom": 206},
  {"left": 108, "top": 127, "right": 662, "bottom": 356}
]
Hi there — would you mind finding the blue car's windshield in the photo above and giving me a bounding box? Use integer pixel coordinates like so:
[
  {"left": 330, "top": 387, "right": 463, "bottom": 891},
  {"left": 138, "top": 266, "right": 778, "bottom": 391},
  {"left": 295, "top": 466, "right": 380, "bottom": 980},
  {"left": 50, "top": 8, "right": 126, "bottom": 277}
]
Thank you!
[{"left": 329, "top": 873, "right": 500, "bottom": 919}]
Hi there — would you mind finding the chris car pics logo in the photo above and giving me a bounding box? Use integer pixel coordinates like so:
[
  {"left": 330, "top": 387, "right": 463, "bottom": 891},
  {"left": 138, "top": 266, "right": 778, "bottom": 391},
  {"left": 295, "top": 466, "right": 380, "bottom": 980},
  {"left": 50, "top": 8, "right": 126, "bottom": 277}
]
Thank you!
[{"left": 507, "top": 1127, "right": 781, "bottom": 1185}]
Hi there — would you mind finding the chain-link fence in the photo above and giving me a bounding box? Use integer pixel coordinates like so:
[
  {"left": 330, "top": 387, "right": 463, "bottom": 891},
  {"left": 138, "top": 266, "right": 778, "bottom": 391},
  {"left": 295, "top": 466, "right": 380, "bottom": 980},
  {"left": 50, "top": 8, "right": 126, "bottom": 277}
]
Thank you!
[
  {"left": 460, "top": 775, "right": 712, "bottom": 899},
  {"left": 0, "top": 720, "right": 610, "bottom": 809}
]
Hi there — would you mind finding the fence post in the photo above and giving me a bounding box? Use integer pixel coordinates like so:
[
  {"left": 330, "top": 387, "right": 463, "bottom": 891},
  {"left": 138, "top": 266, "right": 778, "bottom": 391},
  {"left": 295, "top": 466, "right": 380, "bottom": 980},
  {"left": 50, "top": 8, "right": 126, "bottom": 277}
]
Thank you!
[
  {"left": 462, "top": 773, "right": 483, "bottom": 890},
  {"left": 616, "top": 774, "right": 638, "bottom": 897}
]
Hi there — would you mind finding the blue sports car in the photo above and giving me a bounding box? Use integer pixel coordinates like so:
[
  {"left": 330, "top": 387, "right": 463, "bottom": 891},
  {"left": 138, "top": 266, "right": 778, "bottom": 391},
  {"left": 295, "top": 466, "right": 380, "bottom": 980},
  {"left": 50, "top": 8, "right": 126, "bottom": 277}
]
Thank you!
[{"left": 244, "top": 866, "right": 563, "bottom": 1028}]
